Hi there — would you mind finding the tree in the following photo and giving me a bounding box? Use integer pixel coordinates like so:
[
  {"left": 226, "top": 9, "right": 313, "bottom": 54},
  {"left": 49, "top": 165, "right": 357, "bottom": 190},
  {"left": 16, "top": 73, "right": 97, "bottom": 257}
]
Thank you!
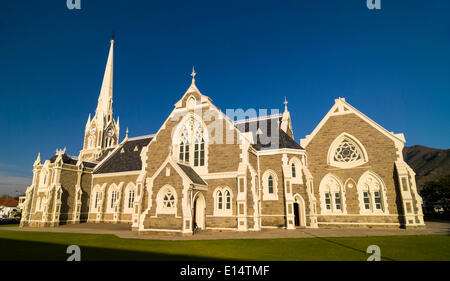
[{"left": 420, "top": 175, "right": 450, "bottom": 214}]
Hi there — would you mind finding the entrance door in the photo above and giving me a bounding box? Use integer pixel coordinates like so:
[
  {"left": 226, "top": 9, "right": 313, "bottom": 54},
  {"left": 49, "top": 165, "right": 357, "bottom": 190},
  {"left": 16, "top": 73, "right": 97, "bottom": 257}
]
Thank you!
[
  {"left": 293, "top": 202, "right": 300, "bottom": 226},
  {"left": 193, "top": 193, "right": 205, "bottom": 231}
]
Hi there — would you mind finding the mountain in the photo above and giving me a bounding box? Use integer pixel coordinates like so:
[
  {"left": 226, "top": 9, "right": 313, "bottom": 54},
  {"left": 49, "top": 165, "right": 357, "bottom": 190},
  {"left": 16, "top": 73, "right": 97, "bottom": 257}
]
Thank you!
[{"left": 403, "top": 145, "right": 450, "bottom": 190}]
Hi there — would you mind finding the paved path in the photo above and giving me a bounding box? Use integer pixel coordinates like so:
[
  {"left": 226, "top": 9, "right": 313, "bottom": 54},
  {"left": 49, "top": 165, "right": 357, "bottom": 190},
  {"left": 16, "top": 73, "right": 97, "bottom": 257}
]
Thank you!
[{"left": 4, "top": 220, "right": 449, "bottom": 240}]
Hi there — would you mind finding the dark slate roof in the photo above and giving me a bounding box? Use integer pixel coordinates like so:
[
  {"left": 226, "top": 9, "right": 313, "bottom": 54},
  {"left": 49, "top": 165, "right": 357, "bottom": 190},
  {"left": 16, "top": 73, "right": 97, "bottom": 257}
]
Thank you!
[
  {"left": 96, "top": 148, "right": 115, "bottom": 162},
  {"left": 49, "top": 153, "right": 78, "bottom": 165},
  {"left": 235, "top": 115, "right": 304, "bottom": 151},
  {"left": 177, "top": 163, "right": 207, "bottom": 185},
  {"left": 94, "top": 136, "right": 153, "bottom": 174},
  {"left": 279, "top": 129, "right": 303, "bottom": 150},
  {"left": 49, "top": 153, "right": 97, "bottom": 168}
]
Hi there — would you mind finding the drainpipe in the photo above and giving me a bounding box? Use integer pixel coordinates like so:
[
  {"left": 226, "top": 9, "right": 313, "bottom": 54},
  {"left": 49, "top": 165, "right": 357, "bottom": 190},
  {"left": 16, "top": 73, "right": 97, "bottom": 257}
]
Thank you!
[{"left": 257, "top": 153, "right": 262, "bottom": 230}]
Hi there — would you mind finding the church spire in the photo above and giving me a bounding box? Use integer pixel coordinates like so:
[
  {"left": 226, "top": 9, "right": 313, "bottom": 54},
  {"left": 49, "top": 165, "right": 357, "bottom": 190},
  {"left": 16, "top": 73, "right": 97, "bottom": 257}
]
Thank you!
[
  {"left": 95, "top": 38, "right": 114, "bottom": 121},
  {"left": 281, "top": 97, "right": 294, "bottom": 138},
  {"left": 80, "top": 38, "right": 119, "bottom": 162}
]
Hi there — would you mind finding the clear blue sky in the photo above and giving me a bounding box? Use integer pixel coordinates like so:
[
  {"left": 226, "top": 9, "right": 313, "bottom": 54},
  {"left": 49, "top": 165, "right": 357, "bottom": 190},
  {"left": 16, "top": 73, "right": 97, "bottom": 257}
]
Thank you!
[{"left": 0, "top": 0, "right": 449, "bottom": 196}]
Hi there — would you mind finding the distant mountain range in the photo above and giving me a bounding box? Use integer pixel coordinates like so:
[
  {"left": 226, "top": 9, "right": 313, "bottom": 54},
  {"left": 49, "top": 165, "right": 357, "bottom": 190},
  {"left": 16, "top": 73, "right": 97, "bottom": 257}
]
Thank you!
[{"left": 403, "top": 145, "right": 450, "bottom": 190}]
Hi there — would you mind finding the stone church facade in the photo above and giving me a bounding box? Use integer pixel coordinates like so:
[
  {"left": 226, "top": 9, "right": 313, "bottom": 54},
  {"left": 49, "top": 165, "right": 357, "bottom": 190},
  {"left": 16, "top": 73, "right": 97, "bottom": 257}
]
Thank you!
[{"left": 20, "top": 39, "right": 425, "bottom": 235}]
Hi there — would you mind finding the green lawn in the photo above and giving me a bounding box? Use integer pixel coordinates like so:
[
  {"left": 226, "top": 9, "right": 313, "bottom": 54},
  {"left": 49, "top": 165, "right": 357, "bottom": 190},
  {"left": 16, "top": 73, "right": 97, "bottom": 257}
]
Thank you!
[{"left": 0, "top": 228, "right": 449, "bottom": 261}]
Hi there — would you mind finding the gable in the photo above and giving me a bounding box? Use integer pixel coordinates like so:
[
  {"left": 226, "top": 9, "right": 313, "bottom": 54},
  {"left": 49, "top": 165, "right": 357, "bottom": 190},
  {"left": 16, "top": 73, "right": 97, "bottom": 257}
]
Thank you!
[{"left": 301, "top": 98, "right": 406, "bottom": 148}]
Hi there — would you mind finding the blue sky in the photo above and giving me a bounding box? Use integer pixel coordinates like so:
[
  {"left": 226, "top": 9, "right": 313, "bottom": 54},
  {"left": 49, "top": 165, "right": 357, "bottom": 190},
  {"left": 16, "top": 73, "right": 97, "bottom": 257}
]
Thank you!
[{"left": 0, "top": 0, "right": 449, "bottom": 196}]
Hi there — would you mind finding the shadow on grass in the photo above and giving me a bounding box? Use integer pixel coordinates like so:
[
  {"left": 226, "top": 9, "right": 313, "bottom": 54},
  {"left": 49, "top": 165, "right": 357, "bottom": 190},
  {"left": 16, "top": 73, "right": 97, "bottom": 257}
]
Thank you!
[
  {"left": 0, "top": 238, "right": 224, "bottom": 261},
  {"left": 302, "top": 234, "right": 396, "bottom": 261}
]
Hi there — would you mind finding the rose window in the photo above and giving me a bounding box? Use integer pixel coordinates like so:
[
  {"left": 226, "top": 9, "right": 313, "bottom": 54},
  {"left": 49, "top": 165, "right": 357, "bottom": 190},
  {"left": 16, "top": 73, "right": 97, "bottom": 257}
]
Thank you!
[{"left": 334, "top": 139, "right": 361, "bottom": 163}]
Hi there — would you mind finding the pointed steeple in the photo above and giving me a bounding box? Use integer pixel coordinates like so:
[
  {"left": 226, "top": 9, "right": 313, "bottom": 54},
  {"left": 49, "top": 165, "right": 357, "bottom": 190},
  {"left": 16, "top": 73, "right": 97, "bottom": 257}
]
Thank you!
[
  {"left": 281, "top": 97, "right": 294, "bottom": 138},
  {"left": 186, "top": 66, "right": 201, "bottom": 94},
  {"left": 95, "top": 38, "right": 114, "bottom": 121},
  {"left": 85, "top": 113, "right": 91, "bottom": 130},
  {"left": 80, "top": 37, "right": 120, "bottom": 162},
  {"left": 33, "top": 152, "right": 41, "bottom": 167}
]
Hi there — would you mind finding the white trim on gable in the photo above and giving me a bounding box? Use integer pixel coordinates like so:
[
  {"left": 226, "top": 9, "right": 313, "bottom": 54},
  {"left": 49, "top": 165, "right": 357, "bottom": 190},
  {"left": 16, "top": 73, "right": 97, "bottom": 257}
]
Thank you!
[{"left": 300, "top": 98, "right": 406, "bottom": 148}]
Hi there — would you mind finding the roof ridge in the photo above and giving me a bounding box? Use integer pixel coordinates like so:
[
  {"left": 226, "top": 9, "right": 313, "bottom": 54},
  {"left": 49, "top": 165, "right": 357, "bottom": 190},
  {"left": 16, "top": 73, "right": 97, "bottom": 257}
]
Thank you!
[
  {"left": 127, "top": 134, "right": 155, "bottom": 141},
  {"left": 233, "top": 113, "right": 283, "bottom": 125}
]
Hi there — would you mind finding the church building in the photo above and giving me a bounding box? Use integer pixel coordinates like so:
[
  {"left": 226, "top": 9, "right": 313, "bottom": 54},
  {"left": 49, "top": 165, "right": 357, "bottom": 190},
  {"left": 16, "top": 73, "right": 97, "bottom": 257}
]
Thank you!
[{"left": 19, "top": 39, "right": 425, "bottom": 235}]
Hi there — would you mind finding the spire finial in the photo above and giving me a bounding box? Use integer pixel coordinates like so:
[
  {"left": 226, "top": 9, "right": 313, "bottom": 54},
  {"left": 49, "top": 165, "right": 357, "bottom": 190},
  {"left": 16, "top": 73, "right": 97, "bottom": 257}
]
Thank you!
[
  {"left": 190, "top": 66, "right": 196, "bottom": 82},
  {"left": 112, "top": 30, "right": 115, "bottom": 41},
  {"left": 126, "top": 127, "right": 129, "bottom": 138},
  {"left": 284, "top": 96, "right": 288, "bottom": 112}
]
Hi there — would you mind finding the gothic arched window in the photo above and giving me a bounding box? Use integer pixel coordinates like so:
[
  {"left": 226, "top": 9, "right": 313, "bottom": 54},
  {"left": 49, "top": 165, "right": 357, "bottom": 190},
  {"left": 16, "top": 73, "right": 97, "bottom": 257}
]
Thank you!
[
  {"left": 213, "top": 187, "right": 232, "bottom": 216},
  {"left": 319, "top": 174, "right": 347, "bottom": 214},
  {"left": 262, "top": 170, "right": 278, "bottom": 200},
  {"left": 357, "top": 171, "right": 389, "bottom": 214},
  {"left": 268, "top": 176, "right": 274, "bottom": 194},
  {"left": 328, "top": 133, "right": 368, "bottom": 168},
  {"left": 176, "top": 114, "right": 207, "bottom": 167},
  {"left": 291, "top": 163, "right": 296, "bottom": 178},
  {"left": 156, "top": 185, "right": 177, "bottom": 215}
]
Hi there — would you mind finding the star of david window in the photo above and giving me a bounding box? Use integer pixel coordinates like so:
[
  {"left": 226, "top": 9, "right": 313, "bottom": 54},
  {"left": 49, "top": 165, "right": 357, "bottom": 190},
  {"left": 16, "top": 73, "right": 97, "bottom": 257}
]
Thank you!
[
  {"left": 334, "top": 139, "right": 361, "bottom": 163},
  {"left": 328, "top": 133, "right": 368, "bottom": 168}
]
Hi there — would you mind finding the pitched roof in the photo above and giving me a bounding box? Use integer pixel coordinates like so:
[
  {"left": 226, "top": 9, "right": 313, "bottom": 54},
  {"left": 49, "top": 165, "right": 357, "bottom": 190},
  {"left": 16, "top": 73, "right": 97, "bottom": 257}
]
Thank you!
[
  {"left": 94, "top": 135, "right": 153, "bottom": 174},
  {"left": 177, "top": 163, "right": 207, "bottom": 185},
  {"left": 49, "top": 153, "right": 97, "bottom": 168},
  {"left": 235, "top": 114, "right": 304, "bottom": 151},
  {"left": 0, "top": 198, "right": 18, "bottom": 207}
]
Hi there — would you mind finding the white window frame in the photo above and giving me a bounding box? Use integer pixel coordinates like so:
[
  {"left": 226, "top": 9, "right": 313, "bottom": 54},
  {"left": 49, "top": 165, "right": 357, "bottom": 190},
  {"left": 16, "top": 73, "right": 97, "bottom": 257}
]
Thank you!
[
  {"left": 106, "top": 184, "right": 118, "bottom": 213},
  {"left": 319, "top": 173, "right": 347, "bottom": 214},
  {"left": 38, "top": 168, "right": 50, "bottom": 190},
  {"left": 357, "top": 171, "right": 389, "bottom": 215},
  {"left": 327, "top": 133, "right": 368, "bottom": 169},
  {"left": 288, "top": 157, "right": 303, "bottom": 184},
  {"left": 213, "top": 187, "right": 233, "bottom": 216},
  {"left": 172, "top": 113, "right": 208, "bottom": 174},
  {"left": 262, "top": 170, "right": 279, "bottom": 201},
  {"left": 124, "top": 183, "right": 136, "bottom": 214},
  {"left": 91, "top": 185, "right": 101, "bottom": 212},
  {"left": 156, "top": 185, "right": 178, "bottom": 215}
]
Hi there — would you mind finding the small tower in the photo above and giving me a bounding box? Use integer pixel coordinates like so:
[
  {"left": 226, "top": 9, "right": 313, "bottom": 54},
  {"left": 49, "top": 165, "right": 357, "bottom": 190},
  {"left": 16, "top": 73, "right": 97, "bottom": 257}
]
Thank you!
[
  {"left": 280, "top": 97, "right": 294, "bottom": 138},
  {"left": 79, "top": 37, "right": 120, "bottom": 161}
]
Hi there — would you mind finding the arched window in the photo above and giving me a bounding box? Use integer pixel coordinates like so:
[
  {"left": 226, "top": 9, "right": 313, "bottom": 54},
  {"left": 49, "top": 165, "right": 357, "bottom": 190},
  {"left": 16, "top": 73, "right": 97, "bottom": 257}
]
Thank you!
[
  {"left": 128, "top": 189, "right": 135, "bottom": 209},
  {"left": 123, "top": 183, "right": 136, "bottom": 213},
  {"left": 94, "top": 191, "right": 100, "bottom": 209},
  {"left": 156, "top": 185, "right": 177, "bottom": 215},
  {"left": 179, "top": 127, "right": 190, "bottom": 162},
  {"left": 163, "top": 191, "right": 175, "bottom": 208},
  {"left": 217, "top": 190, "right": 223, "bottom": 210},
  {"left": 225, "top": 190, "right": 231, "bottom": 210},
  {"left": 357, "top": 171, "right": 389, "bottom": 214},
  {"left": 213, "top": 187, "right": 233, "bottom": 216},
  {"left": 106, "top": 184, "right": 118, "bottom": 213},
  {"left": 319, "top": 174, "right": 347, "bottom": 214},
  {"left": 289, "top": 157, "right": 303, "bottom": 184},
  {"left": 39, "top": 169, "right": 49, "bottom": 188},
  {"left": 328, "top": 133, "right": 368, "bottom": 168},
  {"left": 175, "top": 114, "right": 207, "bottom": 167},
  {"left": 262, "top": 170, "right": 278, "bottom": 200},
  {"left": 268, "top": 176, "right": 274, "bottom": 194},
  {"left": 110, "top": 190, "right": 117, "bottom": 209}
]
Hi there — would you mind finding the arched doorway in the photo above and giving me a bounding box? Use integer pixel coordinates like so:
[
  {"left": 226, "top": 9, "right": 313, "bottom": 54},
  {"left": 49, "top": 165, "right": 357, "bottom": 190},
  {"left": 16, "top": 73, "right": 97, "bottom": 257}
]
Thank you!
[
  {"left": 193, "top": 192, "right": 205, "bottom": 231},
  {"left": 293, "top": 195, "right": 306, "bottom": 228}
]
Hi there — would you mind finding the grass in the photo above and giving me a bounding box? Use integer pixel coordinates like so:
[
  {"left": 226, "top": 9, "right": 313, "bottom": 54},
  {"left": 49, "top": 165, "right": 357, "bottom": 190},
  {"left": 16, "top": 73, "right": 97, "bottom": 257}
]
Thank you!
[{"left": 0, "top": 228, "right": 449, "bottom": 261}]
